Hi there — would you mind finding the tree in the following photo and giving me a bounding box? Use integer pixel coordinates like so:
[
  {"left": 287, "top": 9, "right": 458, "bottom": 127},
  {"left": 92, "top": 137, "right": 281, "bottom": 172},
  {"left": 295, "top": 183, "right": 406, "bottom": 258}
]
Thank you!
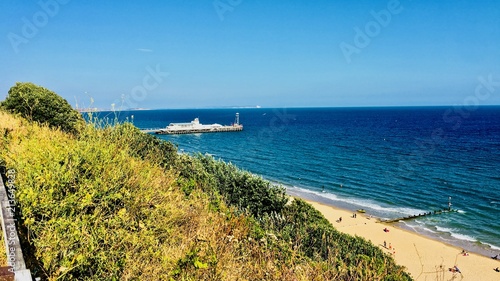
[{"left": 1, "top": 82, "right": 83, "bottom": 134}]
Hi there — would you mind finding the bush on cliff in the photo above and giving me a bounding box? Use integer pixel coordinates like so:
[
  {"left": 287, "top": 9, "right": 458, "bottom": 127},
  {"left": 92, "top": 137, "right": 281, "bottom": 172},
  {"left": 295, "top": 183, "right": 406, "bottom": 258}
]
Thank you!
[{"left": 0, "top": 82, "right": 83, "bottom": 134}]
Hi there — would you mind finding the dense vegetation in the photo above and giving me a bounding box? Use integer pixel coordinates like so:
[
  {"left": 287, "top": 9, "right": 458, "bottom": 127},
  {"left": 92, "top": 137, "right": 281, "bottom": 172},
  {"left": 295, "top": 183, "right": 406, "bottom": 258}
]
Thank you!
[
  {"left": 0, "top": 83, "right": 412, "bottom": 280},
  {"left": 0, "top": 82, "right": 83, "bottom": 134}
]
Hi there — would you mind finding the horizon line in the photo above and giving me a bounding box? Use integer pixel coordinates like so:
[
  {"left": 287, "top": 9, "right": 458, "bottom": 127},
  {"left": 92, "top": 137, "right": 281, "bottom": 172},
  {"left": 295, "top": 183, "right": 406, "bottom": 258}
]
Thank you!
[{"left": 78, "top": 104, "right": 500, "bottom": 112}]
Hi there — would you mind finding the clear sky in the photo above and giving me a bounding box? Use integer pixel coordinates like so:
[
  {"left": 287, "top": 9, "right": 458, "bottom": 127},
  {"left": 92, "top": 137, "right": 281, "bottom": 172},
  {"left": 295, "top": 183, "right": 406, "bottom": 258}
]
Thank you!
[{"left": 1, "top": 0, "right": 499, "bottom": 109}]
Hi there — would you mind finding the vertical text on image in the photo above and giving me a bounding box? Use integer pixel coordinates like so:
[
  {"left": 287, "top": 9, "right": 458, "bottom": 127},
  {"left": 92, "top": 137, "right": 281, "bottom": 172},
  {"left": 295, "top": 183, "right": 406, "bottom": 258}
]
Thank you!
[
  {"left": 5, "top": 169, "right": 17, "bottom": 218},
  {"left": 4, "top": 169, "right": 18, "bottom": 270}
]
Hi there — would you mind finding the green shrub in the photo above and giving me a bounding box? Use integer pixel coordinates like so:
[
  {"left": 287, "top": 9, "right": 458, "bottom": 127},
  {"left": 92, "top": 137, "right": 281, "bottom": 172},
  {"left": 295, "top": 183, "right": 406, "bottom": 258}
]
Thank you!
[
  {"left": 1, "top": 82, "right": 83, "bottom": 134},
  {"left": 174, "top": 154, "right": 412, "bottom": 280},
  {"left": 106, "top": 122, "right": 178, "bottom": 168},
  {"left": 177, "top": 154, "right": 288, "bottom": 217}
]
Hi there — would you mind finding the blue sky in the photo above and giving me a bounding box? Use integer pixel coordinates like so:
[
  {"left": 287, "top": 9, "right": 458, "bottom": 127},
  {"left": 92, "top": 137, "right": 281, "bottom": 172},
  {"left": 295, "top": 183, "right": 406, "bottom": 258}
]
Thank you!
[{"left": 1, "top": 0, "right": 499, "bottom": 109}]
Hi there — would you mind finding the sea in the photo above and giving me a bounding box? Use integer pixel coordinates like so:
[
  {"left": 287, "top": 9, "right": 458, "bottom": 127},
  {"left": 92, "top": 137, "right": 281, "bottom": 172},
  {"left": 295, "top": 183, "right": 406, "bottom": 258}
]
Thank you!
[{"left": 98, "top": 106, "right": 500, "bottom": 257}]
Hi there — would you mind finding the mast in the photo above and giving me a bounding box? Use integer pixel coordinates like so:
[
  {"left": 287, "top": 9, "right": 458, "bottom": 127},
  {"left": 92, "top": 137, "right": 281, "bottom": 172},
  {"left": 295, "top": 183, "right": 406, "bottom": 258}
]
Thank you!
[
  {"left": 448, "top": 196, "right": 452, "bottom": 211},
  {"left": 235, "top": 113, "right": 240, "bottom": 125}
]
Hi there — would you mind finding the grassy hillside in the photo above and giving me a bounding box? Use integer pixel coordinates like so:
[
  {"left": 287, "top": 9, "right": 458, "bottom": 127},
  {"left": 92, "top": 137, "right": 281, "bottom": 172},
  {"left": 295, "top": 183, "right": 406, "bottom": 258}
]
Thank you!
[{"left": 0, "top": 110, "right": 412, "bottom": 280}]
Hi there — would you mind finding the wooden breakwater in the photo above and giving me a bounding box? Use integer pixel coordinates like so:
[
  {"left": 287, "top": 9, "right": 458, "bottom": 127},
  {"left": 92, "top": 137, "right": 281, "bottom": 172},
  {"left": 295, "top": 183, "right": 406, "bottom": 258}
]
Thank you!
[{"left": 381, "top": 208, "right": 459, "bottom": 223}]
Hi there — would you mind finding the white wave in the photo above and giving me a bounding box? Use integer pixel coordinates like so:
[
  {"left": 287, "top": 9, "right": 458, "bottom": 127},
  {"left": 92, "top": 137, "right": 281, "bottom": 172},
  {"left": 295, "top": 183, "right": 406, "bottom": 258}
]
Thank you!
[
  {"left": 486, "top": 243, "right": 500, "bottom": 251},
  {"left": 422, "top": 227, "right": 437, "bottom": 234},
  {"left": 286, "top": 185, "right": 426, "bottom": 216},
  {"left": 435, "top": 226, "right": 456, "bottom": 233},
  {"left": 435, "top": 226, "right": 478, "bottom": 243},
  {"left": 457, "top": 209, "right": 466, "bottom": 214},
  {"left": 436, "top": 225, "right": 453, "bottom": 232},
  {"left": 450, "top": 232, "right": 477, "bottom": 243},
  {"left": 400, "top": 221, "right": 427, "bottom": 232},
  {"left": 290, "top": 186, "right": 340, "bottom": 199}
]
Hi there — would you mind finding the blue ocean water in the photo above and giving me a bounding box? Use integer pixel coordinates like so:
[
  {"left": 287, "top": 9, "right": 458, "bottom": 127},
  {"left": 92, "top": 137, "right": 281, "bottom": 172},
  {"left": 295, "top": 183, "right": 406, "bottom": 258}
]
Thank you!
[{"left": 101, "top": 106, "right": 500, "bottom": 256}]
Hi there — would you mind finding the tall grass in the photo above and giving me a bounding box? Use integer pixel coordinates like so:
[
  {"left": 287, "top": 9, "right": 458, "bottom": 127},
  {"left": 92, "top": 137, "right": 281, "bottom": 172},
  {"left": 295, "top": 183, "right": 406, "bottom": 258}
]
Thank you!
[
  {"left": 176, "top": 154, "right": 412, "bottom": 281},
  {"left": 0, "top": 110, "right": 412, "bottom": 280}
]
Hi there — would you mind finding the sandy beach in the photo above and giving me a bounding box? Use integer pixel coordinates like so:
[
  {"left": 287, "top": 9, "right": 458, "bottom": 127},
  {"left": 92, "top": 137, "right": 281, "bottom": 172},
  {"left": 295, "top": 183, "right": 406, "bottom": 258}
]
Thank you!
[{"left": 305, "top": 199, "right": 500, "bottom": 281}]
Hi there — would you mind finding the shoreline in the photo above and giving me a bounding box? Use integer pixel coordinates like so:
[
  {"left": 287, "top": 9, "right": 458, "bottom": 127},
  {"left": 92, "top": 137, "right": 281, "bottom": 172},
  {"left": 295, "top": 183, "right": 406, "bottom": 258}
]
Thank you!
[
  {"left": 284, "top": 186, "right": 500, "bottom": 257},
  {"left": 300, "top": 198, "right": 500, "bottom": 280}
]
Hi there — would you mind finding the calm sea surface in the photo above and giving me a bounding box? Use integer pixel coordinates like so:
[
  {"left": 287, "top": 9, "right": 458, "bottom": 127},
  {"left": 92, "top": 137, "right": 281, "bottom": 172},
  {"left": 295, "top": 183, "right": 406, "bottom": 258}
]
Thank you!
[{"left": 99, "top": 106, "right": 500, "bottom": 256}]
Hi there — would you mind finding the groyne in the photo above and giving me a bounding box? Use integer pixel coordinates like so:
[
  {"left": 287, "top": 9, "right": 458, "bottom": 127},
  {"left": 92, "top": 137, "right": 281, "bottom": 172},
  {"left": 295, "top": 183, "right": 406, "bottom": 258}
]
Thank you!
[{"left": 381, "top": 208, "right": 459, "bottom": 223}]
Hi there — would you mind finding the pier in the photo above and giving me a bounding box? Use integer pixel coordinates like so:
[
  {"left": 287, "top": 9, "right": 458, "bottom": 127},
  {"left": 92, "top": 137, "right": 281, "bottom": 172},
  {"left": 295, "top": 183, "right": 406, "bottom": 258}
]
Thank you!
[
  {"left": 155, "top": 125, "right": 243, "bottom": 135},
  {"left": 139, "top": 125, "right": 243, "bottom": 135},
  {"left": 143, "top": 113, "right": 243, "bottom": 135},
  {"left": 139, "top": 128, "right": 160, "bottom": 134}
]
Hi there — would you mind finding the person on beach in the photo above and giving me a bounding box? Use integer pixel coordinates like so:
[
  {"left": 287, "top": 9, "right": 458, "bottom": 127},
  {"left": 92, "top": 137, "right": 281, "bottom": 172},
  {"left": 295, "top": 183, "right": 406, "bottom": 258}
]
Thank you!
[
  {"left": 494, "top": 267, "right": 499, "bottom": 272},
  {"left": 492, "top": 254, "right": 499, "bottom": 260},
  {"left": 384, "top": 241, "right": 387, "bottom": 248},
  {"left": 339, "top": 217, "right": 342, "bottom": 222}
]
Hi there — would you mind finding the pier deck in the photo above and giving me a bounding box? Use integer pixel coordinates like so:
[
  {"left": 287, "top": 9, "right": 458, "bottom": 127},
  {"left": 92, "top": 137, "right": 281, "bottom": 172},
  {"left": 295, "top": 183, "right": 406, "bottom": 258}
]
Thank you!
[
  {"left": 139, "top": 128, "right": 160, "bottom": 134},
  {"left": 155, "top": 125, "right": 243, "bottom": 135},
  {"left": 139, "top": 129, "right": 160, "bottom": 134}
]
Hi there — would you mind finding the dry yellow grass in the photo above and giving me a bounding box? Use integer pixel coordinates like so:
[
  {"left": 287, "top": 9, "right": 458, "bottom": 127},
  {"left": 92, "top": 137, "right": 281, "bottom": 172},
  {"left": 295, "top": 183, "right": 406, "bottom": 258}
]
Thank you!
[{"left": 0, "top": 233, "right": 6, "bottom": 266}]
